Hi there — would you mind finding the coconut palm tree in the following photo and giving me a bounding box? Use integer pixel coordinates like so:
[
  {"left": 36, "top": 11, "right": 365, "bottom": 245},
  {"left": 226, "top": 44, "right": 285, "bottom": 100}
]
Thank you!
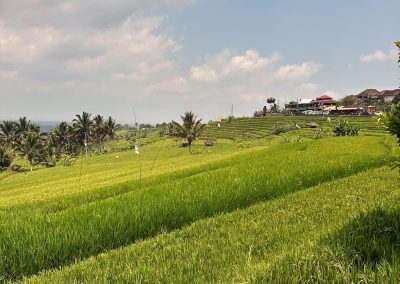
[
  {"left": 172, "top": 111, "right": 205, "bottom": 153},
  {"left": 15, "top": 117, "right": 40, "bottom": 144},
  {"left": 93, "top": 115, "right": 106, "bottom": 152},
  {"left": 73, "top": 112, "right": 94, "bottom": 156},
  {"left": 15, "top": 132, "right": 43, "bottom": 171},
  {"left": 104, "top": 116, "right": 120, "bottom": 140},
  {"left": 52, "top": 122, "right": 74, "bottom": 153},
  {"left": 0, "top": 120, "right": 17, "bottom": 148},
  {"left": 0, "top": 145, "right": 13, "bottom": 171}
]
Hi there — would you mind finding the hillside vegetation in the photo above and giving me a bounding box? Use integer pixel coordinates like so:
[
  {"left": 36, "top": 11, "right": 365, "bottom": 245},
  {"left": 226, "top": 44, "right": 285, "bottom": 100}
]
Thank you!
[
  {"left": 204, "top": 115, "right": 384, "bottom": 139},
  {"left": 0, "top": 115, "right": 398, "bottom": 283}
]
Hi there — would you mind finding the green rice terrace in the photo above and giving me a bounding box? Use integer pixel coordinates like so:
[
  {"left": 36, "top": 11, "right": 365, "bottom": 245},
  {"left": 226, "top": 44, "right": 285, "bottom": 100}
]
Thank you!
[{"left": 1, "top": 115, "right": 400, "bottom": 283}]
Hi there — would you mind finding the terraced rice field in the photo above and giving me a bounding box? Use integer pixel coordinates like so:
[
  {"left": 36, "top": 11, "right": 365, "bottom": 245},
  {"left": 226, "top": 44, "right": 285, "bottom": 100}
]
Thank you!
[
  {"left": 204, "top": 115, "right": 385, "bottom": 139},
  {"left": 0, "top": 116, "right": 399, "bottom": 283}
]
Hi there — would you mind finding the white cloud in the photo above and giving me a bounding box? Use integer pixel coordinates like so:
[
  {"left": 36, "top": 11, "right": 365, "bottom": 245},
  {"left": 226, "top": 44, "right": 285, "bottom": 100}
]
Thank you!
[
  {"left": 274, "top": 62, "right": 321, "bottom": 80},
  {"left": 0, "top": 25, "right": 37, "bottom": 63},
  {"left": 0, "top": 1, "right": 193, "bottom": 29},
  {"left": 239, "top": 93, "right": 266, "bottom": 103},
  {"left": 224, "top": 50, "right": 280, "bottom": 73},
  {"left": 145, "top": 76, "right": 187, "bottom": 93},
  {"left": 301, "top": 82, "right": 318, "bottom": 91},
  {"left": 0, "top": 1, "right": 325, "bottom": 123},
  {"left": 360, "top": 49, "right": 397, "bottom": 62},
  {"left": 191, "top": 65, "right": 217, "bottom": 82},
  {"left": 190, "top": 49, "right": 280, "bottom": 83},
  {"left": 0, "top": 69, "right": 18, "bottom": 79}
]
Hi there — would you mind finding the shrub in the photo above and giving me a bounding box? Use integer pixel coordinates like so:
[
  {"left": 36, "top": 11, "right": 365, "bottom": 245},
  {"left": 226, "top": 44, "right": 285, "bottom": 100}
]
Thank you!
[
  {"left": 60, "top": 154, "right": 76, "bottom": 167},
  {"left": 383, "top": 103, "right": 400, "bottom": 146},
  {"left": 272, "top": 127, "right": 288, "bottom": 135},
  {"left": 333, "top": 120, "right": 360, "bottom": 136}
]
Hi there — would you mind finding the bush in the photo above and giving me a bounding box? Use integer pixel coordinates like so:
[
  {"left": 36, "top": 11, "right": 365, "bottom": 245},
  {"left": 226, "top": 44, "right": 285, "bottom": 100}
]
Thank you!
[
  {"left": 0, "top": 146, "right": 13, "bottom": 171},
  {"left": 272, "top": 127, "right": 288, "bottom": 135},
  {"left": 60, "top": 154, "right": 76, "bottom": 167},
  {"left": 383, "top": 103, "right": 400, "bottom": 146},
  {"left": 333, "top": 120, "right": 360, "bottom": 136}
]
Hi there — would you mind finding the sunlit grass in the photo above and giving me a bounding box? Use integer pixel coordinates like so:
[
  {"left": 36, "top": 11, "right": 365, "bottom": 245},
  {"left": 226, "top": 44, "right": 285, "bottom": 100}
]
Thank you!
[
  {"left": 0, "top": 136, "right": 396, "bottom": 281},
  {"left": 23, "top": 166, "right": 400, "bottom": 283}
]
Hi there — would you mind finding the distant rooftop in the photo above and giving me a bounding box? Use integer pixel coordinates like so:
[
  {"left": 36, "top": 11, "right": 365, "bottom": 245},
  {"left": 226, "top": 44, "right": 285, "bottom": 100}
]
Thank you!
[{"left": 298, "top": 98, "right": 313, "bottom": 104}]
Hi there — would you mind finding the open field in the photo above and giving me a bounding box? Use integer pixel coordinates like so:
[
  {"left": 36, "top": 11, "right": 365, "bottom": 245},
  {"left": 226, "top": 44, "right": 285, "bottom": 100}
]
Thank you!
[{"left": 0, "top": 115, "right": 399, "bottom": 283}]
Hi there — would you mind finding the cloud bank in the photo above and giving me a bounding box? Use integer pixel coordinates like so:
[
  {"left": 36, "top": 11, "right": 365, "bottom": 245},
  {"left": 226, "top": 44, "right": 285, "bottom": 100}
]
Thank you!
[{"left": 0, "top": 0, "right": 325, "bottom": 123}]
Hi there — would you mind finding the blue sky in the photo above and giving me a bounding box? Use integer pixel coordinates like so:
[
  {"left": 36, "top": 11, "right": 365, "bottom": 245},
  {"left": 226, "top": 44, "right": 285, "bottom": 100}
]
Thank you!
[{"left": 0, "top": 0, "right": 399, "bottom": 123}]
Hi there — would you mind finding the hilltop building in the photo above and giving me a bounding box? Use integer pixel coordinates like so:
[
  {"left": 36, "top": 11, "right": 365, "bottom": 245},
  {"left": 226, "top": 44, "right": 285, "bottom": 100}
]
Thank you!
[
  {"left": 285, "top": 88, "right": 399, "bottom": 115},
  {"left": 285, "top": 95, "right": 338, "bottom": 114},
  {"left": 355, "top": 88, "right": 399, "bottom": 105}
]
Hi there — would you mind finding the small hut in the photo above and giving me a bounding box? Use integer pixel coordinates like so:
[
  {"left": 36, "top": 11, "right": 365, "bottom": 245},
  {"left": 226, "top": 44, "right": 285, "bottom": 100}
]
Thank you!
[
  {"left": 181, "top": 139, "right": 190, "bottom": 147},
  {"left": 306, "top": 122, "right": 319, "bottom": 128},
  {"left": 204, "top": 139, "right": 214, "bottom": 146}
]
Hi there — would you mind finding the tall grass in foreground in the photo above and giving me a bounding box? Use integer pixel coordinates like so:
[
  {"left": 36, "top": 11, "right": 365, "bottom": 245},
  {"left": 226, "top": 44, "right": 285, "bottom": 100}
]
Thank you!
[
  {"left": 0, "top": 137, "right": 396, "bottom": 281},
  {"left": 262, "top": 207, "right": 400, "bottom": 283},
  {"left": 23, "top": 167, "right": 400, "bottom": 283}
]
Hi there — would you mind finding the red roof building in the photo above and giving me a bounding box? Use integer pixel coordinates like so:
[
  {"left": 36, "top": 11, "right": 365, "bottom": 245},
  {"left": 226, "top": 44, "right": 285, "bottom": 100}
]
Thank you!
[{"left": 311, "top": 95, "right": 338, "bottom": 110}]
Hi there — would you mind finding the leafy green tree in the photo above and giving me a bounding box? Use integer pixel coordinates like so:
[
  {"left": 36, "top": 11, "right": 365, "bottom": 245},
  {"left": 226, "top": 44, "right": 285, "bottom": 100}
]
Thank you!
[
  {"left": 262, "top": 106, "right": 267, "bottom": 116},
  {"left": 383, "top": 103, "right": 400, "bottom": 146},
  {"left": 15, "top": 132, "right": 43, "bottom": 171},
  {"left": 172, "top": 111, "right": 205, "bottom": 153},
  {"left": 340, "top": 95, "right": 355, "bottom": 106},
  {"left": 267, "top": 97, "right": 278, "bottom": 112},
  {"left": 381, "top": 41, "right": 400, "bottom": 170}
]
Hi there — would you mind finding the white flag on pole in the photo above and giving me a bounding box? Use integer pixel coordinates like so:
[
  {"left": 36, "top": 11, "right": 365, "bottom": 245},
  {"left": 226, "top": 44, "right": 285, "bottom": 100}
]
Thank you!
[{"left": 134, "top": 144, "right": 140, "bottom": 155}]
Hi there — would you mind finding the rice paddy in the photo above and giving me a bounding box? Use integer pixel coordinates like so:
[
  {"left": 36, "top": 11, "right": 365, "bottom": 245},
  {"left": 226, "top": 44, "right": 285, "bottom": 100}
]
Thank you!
[{"left": 1, "top": 115, "right": 399, "bottom": 283}]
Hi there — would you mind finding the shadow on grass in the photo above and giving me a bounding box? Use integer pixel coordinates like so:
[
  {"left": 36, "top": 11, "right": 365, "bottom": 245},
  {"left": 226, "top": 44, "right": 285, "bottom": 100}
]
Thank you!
[
  {"left": 329, "top": 207, "right": 400, "bottom": 269},
  {"left": 262, "top": 207, "right": 400, "bottom": 283}
]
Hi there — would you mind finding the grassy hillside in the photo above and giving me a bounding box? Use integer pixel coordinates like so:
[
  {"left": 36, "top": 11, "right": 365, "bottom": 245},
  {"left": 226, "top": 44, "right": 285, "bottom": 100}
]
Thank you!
[
  {"left": 204, "top": 115, "right": 385, "bottom": 140},
  {"left": 24, "top": 166, "right": 400, "bottom": 283},
  {"left": 0, "top": 115, "right": 398, "bottom": 283}
]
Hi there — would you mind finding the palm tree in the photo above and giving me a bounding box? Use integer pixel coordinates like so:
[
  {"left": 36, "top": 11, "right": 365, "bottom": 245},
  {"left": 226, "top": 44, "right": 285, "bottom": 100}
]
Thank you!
[
  {"left": 0, "top": 120, "right": 17, "bottom": 148},
  {"left": 73, "top": 112, "right": 94, "bottom": 156},
  {"left": 0, "top": 145, "right": 14, "bottom": 171},
  {"left": 104, "top": 116, "right": 120, "bottom": 140},
  {"left": 52, "top": 122, "right": 73, "bottom": 154},
  {"left": 93, "top": 115, "right": 106, "bottom": 152},
  {"left": 172, "top": 111, "right": 205, "bottom": 153},
  {"left": 15, "top": 132, "right": 43, "bottom": 171},
  {"left": 15, "top": 117, "right": 39, "bottom": 145}
]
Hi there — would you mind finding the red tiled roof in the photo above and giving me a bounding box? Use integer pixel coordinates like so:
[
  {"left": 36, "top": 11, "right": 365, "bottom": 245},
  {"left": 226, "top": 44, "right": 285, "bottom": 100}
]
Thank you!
[
  {"left": 312, "top": 99, "right": 338, "bottom": 103},
  {"left": 316, "top": 95, "right": 333, "bottom": 100}
]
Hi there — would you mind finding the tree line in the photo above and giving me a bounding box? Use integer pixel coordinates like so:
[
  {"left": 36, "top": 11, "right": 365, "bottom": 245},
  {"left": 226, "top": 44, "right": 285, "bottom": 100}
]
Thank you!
[{"left": 0, "top": 112, "right": 120, "bottom": 171}]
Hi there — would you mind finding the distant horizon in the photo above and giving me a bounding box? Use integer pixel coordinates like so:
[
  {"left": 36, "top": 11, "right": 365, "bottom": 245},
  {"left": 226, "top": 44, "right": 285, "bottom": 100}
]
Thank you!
[{"left": 1, "top": 85, "right": 398, "bottom": 125}]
